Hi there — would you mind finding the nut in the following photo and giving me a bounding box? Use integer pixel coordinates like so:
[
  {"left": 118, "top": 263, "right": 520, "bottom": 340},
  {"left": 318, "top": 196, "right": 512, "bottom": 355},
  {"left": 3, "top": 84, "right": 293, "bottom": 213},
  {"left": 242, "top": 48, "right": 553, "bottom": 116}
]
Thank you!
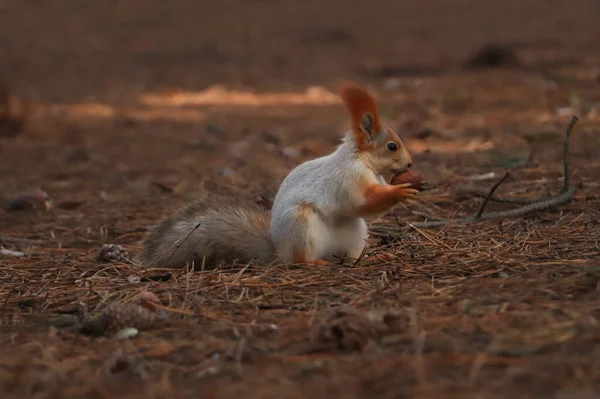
[{"left": 390, "top": 170, "right": 425, "bottom": 191}]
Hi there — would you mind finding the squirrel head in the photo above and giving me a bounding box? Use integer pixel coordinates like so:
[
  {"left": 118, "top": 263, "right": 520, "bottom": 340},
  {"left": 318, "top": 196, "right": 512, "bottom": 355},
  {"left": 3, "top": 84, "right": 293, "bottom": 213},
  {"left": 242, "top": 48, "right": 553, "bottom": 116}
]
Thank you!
[{"left": 338, "top": 81, "right": 413, "bottom": 175}]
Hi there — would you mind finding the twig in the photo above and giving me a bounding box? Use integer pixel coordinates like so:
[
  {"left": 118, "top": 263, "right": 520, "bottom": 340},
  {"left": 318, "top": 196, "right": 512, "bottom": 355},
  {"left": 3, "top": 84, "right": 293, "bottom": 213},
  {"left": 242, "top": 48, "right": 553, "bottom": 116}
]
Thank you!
[
  {"left": 408, "top": 187, "right": 576, "bottom": 228},
  {"left": 456, "top": 190, "right": 541, "bottom": 205},
  {"left": 562, "top": 115, "right": 578, "bottom": 193},
  {"left": 234, "top": 336, "right": 246, "bottom": 377},
  {"left": 353, "top": 244, "right": 370, "bottom": 265},
  {"left": 0, "top": 236, "right": 45, "bottom": 246},
  {"left": 475, "top": 171, "right": 510, "bottom": 219}
]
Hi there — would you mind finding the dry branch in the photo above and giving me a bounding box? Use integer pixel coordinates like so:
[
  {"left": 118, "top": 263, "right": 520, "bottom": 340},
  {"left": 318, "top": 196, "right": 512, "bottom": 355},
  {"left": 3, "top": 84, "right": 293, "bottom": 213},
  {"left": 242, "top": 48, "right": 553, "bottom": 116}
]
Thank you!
[
  {"left": 455, "top": 190, "right": 542, "bottom": 205},
  {"left": 474, "top": 171, "right": 510, "bottom": 219},
  {"left": 405, "top": 186, "right": 576, "bottom": 229},
  {"left": 374, "top": 116, "right": 579, "bottom": 232}
]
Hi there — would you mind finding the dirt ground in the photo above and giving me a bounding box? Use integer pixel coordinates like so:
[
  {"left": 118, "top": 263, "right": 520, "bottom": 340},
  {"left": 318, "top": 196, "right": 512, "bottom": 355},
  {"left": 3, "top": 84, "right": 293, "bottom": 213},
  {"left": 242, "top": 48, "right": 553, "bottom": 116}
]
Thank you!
[{"left": 1, "top": 1, "right": 600, "bottom": 398}]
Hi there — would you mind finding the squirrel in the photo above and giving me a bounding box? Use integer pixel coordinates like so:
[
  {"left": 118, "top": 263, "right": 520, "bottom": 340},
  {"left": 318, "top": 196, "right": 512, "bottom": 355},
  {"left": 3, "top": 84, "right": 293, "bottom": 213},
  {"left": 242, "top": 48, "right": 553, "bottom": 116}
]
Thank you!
[{"left": 138, "top": 82, "right": 417, "bottom": 269}]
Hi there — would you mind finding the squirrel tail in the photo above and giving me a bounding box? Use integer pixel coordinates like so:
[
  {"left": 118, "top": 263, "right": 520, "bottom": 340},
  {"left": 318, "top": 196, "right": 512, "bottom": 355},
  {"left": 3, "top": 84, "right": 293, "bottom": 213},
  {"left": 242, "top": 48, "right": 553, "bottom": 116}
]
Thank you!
[{"left": 138, "top": 198, "right": 275, "bottom": 269}]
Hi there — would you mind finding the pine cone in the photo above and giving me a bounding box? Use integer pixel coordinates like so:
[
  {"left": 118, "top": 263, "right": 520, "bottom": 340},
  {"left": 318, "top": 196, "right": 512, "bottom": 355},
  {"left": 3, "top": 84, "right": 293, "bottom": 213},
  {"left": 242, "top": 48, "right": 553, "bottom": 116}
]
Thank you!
[
  {"left": 311, "top": 306, "right": 397, "bottom": 352},
  {"left": 97, "top": 244, "right": 130, "bottom": 263},
  {"left": 81, "top": 303, "right": 160, "bottom": 336}
]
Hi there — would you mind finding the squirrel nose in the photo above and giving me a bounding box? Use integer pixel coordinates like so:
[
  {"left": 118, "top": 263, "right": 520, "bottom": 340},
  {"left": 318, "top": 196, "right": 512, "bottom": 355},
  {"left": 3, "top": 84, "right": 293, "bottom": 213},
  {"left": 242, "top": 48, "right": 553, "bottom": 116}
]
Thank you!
[{"left": 407, "top": 162, "right": 413, "bottom": 168}]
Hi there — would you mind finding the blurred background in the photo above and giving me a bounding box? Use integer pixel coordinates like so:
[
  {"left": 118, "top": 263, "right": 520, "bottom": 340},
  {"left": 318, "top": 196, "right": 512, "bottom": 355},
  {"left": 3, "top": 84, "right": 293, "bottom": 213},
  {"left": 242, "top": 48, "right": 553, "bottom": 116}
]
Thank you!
[
  {"left": 2, "top": 1, "right": 599, "bottom": 100},
  {"left": 0, "top": 0, "right": 599, "bottom": 233}
]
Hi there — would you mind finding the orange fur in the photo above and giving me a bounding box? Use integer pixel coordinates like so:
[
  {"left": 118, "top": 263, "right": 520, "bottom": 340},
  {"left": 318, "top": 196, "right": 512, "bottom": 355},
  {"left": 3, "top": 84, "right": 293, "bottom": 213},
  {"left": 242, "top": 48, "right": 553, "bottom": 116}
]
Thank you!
[
  {"left": 291, "top": 249, "right": 329, "bottom": 265},
  {"left": 295, "top": 201, "right": 321, "bottom": 222},
  {"left": 338, "top": 82, "right": 381, "bottom": 151},
  {"left": 292, "top": 248, "right": 309, "bottom": 263},
  {"left": 358, "top": 184, "right": 417, "bottom": 216},
  {"left": 290, "top": 202, "right": 331, "bottom": 265}
]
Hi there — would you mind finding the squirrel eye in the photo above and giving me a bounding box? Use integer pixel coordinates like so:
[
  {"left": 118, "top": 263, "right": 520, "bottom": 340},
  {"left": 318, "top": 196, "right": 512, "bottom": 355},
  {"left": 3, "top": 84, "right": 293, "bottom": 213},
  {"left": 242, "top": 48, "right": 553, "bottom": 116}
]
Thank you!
[{"left": 386, "top": 142, "right": 398, "bottom": 152}]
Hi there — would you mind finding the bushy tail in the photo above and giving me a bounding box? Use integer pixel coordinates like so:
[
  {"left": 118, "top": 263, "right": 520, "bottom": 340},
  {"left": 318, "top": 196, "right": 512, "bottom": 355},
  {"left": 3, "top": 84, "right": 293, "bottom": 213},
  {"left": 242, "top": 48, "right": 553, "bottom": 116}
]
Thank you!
[{"left": 138, "top": 198, "right": 275, "bottom": 269}]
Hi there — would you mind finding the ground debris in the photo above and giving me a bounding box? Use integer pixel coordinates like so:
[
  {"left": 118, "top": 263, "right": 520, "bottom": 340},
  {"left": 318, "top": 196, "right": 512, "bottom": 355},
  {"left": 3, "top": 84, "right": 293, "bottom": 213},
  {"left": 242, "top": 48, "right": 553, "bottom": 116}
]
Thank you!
[
  {"left": 0, "top": 79, "right": 27, "bottom": 138},
  {"left": 80, "top": 292, "right": 167, "bottom": 336},
  {"left": 81, "top": 302, "right": 160, "bottom": 336},
  {"left": 463, "top": 43, "right": 522, "bottom": 70},
  {"left": 105, "top": 349, "right": 149, "bottom": 379},
  {"left": 1, "top": 2, "right": 599, "bottom": 397},
  {"left": 486, "top": 321, "right": 580, "bottom": 356},
  {"left": 3, "top": 189, "right": 51, "bottom": 211},
  {"left": 310, "top": 306, "right": 409, "bottom": 352},
  {"left": 0, "top": 247, "right": 25, "bottom": 257}
]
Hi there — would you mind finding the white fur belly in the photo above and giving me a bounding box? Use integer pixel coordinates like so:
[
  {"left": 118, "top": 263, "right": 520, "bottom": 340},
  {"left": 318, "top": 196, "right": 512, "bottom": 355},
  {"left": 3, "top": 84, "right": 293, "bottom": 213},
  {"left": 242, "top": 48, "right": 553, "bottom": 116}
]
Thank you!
[{"left": 315, "top": 218, "right": 369, "bottom": 261}]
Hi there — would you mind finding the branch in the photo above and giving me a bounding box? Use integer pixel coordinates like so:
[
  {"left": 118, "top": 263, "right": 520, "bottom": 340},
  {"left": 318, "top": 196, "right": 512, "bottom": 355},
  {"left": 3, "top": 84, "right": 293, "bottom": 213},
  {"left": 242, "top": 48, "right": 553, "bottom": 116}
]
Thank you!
[
  {"left": 562, "top": 115, "right": 578, "bottom": 192},
  {"left": 373, "top": 116, "right": 579, "bottom": 232},
  {"left": 455, "top": 190, "right": 544, "bottom": 205},
  {"left": 474, "top": 171, "right": 510, "bottom": 219},
  {"left": 406, "top": 187, "right": 576, "bottom": 228}
]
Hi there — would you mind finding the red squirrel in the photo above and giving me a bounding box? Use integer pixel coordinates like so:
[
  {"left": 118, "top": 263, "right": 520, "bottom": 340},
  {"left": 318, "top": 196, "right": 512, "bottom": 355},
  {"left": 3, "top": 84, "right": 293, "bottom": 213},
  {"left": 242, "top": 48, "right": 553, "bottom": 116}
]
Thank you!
[{"left": 138, "top": 82, "right": 417, "bottom": 268}]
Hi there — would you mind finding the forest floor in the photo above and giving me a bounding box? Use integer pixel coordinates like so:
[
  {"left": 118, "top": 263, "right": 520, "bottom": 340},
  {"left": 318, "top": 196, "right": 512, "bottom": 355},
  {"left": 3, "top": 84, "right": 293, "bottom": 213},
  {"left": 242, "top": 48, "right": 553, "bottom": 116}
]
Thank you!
[{"left": 1, "top": 1, "right": 600, "bottom": 398}]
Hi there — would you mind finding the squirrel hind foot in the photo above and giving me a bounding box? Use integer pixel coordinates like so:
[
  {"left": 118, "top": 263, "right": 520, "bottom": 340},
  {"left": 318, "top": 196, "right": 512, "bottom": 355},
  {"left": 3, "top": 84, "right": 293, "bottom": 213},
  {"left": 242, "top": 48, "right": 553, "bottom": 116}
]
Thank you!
[{"left": 289, "top": 250, "right": 331, "bottom": 266}]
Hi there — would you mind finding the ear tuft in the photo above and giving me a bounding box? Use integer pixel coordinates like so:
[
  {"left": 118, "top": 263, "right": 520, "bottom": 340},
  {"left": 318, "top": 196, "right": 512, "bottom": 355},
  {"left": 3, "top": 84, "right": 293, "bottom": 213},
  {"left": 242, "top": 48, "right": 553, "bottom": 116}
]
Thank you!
[{"left": 338, "top": 82, "right": 381, "bottom": 149}]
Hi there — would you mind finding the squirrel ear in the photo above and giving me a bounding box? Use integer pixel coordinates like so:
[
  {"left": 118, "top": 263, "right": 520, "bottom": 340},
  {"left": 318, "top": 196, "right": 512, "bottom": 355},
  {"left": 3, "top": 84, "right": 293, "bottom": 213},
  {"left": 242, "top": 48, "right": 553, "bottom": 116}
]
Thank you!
[{"left": 338, "top": 81, "right": 382, "bottom": 150}]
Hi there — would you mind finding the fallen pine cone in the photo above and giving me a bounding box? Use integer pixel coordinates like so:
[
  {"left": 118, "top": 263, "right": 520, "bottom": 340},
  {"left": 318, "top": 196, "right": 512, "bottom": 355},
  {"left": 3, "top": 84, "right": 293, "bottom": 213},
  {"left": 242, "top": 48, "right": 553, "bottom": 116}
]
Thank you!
[
  {"left": 310, "top": 306, "right": 408, "bottom": 352},
  {"left": 97, "top": 243, "right": 130, "bottom": 263},
  {"left": 81, "top": 302, "right": 164, "bottom": 336}
]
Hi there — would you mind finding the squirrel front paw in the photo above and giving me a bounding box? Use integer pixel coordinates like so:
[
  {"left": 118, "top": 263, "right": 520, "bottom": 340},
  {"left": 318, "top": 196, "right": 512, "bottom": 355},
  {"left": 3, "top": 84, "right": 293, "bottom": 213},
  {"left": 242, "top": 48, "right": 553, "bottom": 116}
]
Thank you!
[
  {"left": 393, "top": 183, "right": 419, "bottom": 198},
  {"left": 391, "top": 170, "right": 425, "bottom": 191}
]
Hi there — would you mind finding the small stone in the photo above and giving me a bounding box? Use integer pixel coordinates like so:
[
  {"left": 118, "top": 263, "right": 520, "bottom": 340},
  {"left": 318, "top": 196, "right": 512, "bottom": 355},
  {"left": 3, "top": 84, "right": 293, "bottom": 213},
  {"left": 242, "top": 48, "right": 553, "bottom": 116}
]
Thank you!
[
  {"left": 262, "top": 131, "right": 280, "bottom": 145},
  {"left": 219, "top": 168, "right": 235, "bottom": 177},
  {"left": 281, "top": 146, "right": 300, "bottom": 159},
  {"left": 127, "top": 276, "right": 142, "bottom": 284},
  {"left": 0, "top": 247, "right": 25, "bottom": 257},
  {"left": 114, "top": 327, "right": 139, "bottom": 340}
]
